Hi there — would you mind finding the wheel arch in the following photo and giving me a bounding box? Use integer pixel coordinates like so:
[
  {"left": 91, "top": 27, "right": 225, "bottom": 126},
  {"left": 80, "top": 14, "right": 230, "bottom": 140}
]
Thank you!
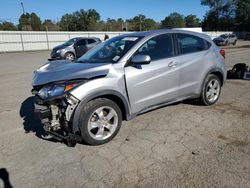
[
  {"left": 64, "top": 51, "right": 76, "bottom": 59},
  {"left": 198, "top": 68, "right": 225, "bottom": 95},
  {"left": 210, "top": 71, "right": 224, "bottom": 86},
  {"left": 72, "top": 90, "right": 131, "bottom": 134}
]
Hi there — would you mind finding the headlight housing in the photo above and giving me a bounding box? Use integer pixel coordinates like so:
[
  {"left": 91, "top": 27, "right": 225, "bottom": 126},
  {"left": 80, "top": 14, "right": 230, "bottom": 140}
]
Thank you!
[
  {"left": 38, "top": 83, "right": 79, "bottom": 99},
  {"left": 56, "top": 49, "right": 61, "bottom": 53}
]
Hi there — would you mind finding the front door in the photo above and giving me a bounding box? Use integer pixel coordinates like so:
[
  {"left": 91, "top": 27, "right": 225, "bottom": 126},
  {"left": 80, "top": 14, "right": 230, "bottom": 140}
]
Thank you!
[
  {"left": 74, "top": 39, "right": 88, "bottom": 58},
  {"left": 125, "top": 34, "right": 180, "bottom": 114}
]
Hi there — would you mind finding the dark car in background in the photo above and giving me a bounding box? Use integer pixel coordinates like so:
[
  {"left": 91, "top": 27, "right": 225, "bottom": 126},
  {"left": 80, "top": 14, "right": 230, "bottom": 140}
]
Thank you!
[
  {"left": 213, "top": 34, "right": 237, "bottom": 46},
  {"left": 244, "top": 33, "right": 250, "bottom": 40},
  {"left": 50, "top": 37, "right": 101, "bottom": 61}
]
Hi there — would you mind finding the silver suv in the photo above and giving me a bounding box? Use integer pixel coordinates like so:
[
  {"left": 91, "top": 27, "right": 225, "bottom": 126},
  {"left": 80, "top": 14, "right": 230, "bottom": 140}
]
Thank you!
[
  {"left": 32, "top": 30, "right": 226, "bottom": 146},
  {"left": 213, "top": 34, "right": 237, "bottom": 46}
]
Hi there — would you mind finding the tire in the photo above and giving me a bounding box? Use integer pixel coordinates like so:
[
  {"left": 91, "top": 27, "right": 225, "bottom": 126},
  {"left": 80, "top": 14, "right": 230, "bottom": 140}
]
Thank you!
[
  {"left": 198, "top": 74, "right": 221, "bottom": 106},
  {"left": 78, "top": 98, "right": 122, "bottom": 145},
  {"left": 65, "top": 52, "right": 75, "bottom": 61},
  {"left": 233, "top": 40, "right": 237, "bottom": 46}
]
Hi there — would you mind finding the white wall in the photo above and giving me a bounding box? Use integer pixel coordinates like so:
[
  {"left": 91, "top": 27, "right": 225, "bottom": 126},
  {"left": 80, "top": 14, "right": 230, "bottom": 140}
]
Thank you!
[
  {"left": 0, "top": 31, "right": 130, "bottom": 52},
  {"left": 0, "top": 30, "right": 233, "bottom": 53}
]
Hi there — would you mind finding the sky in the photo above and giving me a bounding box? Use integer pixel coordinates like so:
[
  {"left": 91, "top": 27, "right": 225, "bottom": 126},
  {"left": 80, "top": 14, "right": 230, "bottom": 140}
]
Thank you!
[{"left": 0, "top": 0, "right": 209, "bottom": 24}]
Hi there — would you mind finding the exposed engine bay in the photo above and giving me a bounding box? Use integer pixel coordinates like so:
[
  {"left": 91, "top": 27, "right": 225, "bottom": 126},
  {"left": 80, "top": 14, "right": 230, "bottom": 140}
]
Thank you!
[{"left": 32, "top": 85, "right": 81, "bottom": 146}]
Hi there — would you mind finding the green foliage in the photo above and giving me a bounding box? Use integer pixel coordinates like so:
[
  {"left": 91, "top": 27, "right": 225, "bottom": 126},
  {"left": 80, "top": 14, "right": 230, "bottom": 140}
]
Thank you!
[
  {"left": 161, "top": 12, "right": 185, "bottom": 28},
  {"left": 30, "top": 13, "right": 42, "bottom": 31},
  {"left": 18, "top": 13, "right": 31, "bottom": 30},
  {"left": 42, "top": 19, "right": 60, "bottom": 31},
  {"left": 127, "top": 14, "right": 158, "bottom": 31},
  {"left": 0, "top": 21, "right": 17, "bottom": 30},
  {"left": 235, "top": 0, "right": 250, "bottom": 31},
  {"left": 185, "top": 15, "right": 201, "bottom": 27},
  {"left": 200, "top": 0, "right": 248, "bottom": 31},
  {"left": 59, "top": 9, "right": 100, "bottom": 31},
  {"left": 18, "top": 12, "right": 42, "bottom": 31},
  {"left": 104, "top": 18, "right": 124, "bottom": 31},
  {"left": 6, "top": 3, "right": 249, "bottom": 32}
]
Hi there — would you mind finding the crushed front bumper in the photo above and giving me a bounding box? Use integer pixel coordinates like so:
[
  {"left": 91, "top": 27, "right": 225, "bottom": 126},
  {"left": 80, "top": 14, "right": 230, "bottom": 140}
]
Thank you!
[
  {"left": 33, "top": 96, "right": 81, "bottom": 146},
  {"left": 34, "top": 102, "right": 51, "bottom": 124}
]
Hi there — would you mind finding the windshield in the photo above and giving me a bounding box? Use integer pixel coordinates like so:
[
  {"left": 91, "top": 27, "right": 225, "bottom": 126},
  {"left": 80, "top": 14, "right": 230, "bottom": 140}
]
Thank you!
[
  {"left": 220, "top": 35, "right": 228, "bottom": 39},
  {"left": 77, "top": 36, "right": 143, "bottom": 63},
  {"left": 64, "top": 38, "right": 78, "bottom": 46}
]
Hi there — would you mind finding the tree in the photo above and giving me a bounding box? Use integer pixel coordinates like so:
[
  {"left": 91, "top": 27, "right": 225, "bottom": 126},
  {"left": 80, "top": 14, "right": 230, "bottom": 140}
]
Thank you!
[
  {"left": 104, "top": 18, "right": 125, "bottom": 31},
  {"left": 185, "top": 15, "right": 201, "bottom": 27},
  {"left": 42, "top": 19, "right": 59, "bottom": 31},
  {"left": 18, "top": 13, "right": 31, "bottom": 31},
  {"left": 127, "top": 14, "right": 157, "bottom": 31},
  {"left": 0, "top": 21, "right": 17, "bottom": 30},
  {"left": 59, "top": 9, "right": 100, "bottom": 31},
  {"left": 235, "top": 0, "right": 250, "bottom": 31},
  {"left": 59, "top": 13, "right": 76, "bottom": 31},
  {"left": 201, "top": 0, "right": 237, "bottom": 31},
  {"left": 30, "top": 12, "right": 42, "bottom": 31},
  {"left": 161, "top": 12, "right": 185, "bottom": 28},
  {"left": 84, "top": 9, "right": 101, "bottom": 31}
]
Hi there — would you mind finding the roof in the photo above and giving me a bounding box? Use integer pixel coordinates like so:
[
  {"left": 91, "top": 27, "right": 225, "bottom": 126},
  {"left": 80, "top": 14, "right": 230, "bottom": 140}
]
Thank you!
[{"left": 121, "top": 29, "right": 212, "bottom": 42}]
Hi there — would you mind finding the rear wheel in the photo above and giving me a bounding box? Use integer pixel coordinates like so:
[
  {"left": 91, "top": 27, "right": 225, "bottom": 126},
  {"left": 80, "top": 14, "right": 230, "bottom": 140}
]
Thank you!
[
  {"left": 78, "top": 98, "right": 122, "bottom": 145},
  {"left": 198, "top": 74, "right": 221, "bottom": 106}
]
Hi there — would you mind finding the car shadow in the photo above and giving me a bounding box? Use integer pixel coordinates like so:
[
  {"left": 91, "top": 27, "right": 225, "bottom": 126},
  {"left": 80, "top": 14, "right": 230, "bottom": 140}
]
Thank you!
[
  {"left": 19, "top": 96, "right": 59, "bottom": 143},
  {"left": 0, "top": 168, "right": 13, "bottom": 188}
]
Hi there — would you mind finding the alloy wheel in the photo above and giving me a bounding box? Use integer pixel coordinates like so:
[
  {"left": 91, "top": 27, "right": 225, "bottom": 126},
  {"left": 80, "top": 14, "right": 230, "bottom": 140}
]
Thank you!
[{"left": 87, "top": 106, "right": 118, "bottom": 141}]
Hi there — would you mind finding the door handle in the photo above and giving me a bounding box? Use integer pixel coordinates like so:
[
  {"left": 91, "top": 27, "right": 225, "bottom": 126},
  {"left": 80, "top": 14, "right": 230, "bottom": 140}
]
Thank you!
[{"left": 168, "top": 61, "right": 178, "bottom": 67}]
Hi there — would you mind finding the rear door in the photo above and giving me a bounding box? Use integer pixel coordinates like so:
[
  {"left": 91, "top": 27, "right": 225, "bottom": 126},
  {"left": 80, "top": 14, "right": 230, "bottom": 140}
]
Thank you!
[
  {"left": 125, "top": 34, "right": 180, "bottom": 114},
  {"left": 74, "top": 39, "right": 88, "bottom": 57},
  {"left": 176, "top": 33, "right": 212, "bottom": 97},
  {"left": 87, "top": 39, "right": 99, "bottom": 50}
]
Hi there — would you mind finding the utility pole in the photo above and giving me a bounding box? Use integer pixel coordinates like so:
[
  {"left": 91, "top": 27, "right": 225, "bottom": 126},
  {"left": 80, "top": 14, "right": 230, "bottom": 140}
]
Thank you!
[
  {"left": 21, "top": 2, "right": 25, "bottom": 14},
  {"left": 20, "top": 2, "right": 28, "bottom": 31}
]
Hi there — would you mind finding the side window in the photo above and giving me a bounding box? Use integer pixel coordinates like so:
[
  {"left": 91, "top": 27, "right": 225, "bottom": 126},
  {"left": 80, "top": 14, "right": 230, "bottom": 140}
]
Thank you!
[
  {"left": 87, "top": 39, "right": 97, "bottom": 44},
  {"left": 134, "top": 34, "right": 174, "bottom": 61},
  {"left": 76, "top": 39, "right": 86, "bottom": 46},
  {"left": 177, "top": 33, "right": 209, "bottom": 55}
]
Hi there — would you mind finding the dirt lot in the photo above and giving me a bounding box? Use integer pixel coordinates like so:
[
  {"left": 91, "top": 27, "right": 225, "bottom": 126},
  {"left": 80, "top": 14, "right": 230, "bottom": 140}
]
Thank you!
[{"left": 0, "top": 41, "right": 250, "bottom": 188}]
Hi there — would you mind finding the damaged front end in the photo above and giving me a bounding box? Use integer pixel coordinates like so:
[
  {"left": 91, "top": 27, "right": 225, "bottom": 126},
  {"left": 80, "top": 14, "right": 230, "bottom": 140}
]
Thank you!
[{"left": 32, "top": 82, "right": 82, "bottom": 146}]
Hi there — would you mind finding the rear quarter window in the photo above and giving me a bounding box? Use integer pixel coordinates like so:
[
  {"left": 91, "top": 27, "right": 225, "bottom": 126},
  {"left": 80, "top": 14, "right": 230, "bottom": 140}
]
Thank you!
[{"left": 177, "top": 33, "right": 211, "bottom": 55}]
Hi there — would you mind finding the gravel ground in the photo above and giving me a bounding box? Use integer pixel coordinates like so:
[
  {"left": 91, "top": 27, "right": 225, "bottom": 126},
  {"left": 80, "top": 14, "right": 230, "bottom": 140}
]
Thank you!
[{"left": 0, "top": 41, "right": 250, "bottom": 188}]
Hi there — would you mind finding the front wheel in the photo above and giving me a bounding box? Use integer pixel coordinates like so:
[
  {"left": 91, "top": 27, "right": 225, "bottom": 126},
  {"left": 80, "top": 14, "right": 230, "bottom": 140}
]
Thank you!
[
  {"left": 198, "top": 74, "right": 221, "bottom": 106},
  {"left": 78, "top": 98, "right": 122, "bottom": 145},
  {"left": 65, "top": 52, "right": 75, "bottom": 61}
]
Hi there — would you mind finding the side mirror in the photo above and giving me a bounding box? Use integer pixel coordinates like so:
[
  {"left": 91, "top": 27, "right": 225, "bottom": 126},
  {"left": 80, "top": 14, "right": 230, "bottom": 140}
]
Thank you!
[{"left": 130, "top": 54, "right": 151, "bottom": 65}]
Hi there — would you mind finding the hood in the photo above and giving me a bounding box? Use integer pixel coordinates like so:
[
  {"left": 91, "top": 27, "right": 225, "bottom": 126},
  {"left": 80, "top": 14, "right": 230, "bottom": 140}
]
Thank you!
[
  {"left": 52, "top": 44, "right": 68, "bottom": 52},
  {"left": 32, "top": 60, "right": 111, "bottom": 86}
]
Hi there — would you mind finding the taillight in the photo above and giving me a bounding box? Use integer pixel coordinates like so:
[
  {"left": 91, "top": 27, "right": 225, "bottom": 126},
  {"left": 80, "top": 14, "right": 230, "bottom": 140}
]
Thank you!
[{"left": 220, "top": 49, "right": 225, "bottom": 58}]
